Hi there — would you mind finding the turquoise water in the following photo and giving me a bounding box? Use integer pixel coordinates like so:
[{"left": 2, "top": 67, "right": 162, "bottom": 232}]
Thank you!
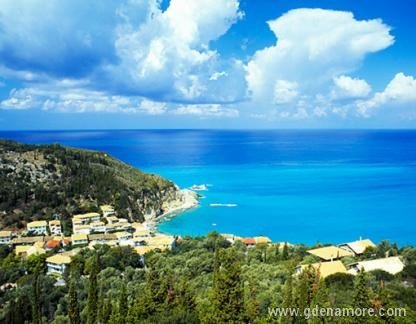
[{"left": 1, "top": 130, "right": 416, "bottom": 245}]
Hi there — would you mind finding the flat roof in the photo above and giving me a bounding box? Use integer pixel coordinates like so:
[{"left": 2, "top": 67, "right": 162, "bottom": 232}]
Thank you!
[
  {"left": 27, "top": 220, "right": 48, "bottom": 227},
  {"left": 307, "top": 246, "right": 354, "bottom": 260},
  {"left": 71, "top": 233, "right": 88, "bottom": 241},
  {"left": 46, "top": 254, "right": 72, "bottom": 264}
]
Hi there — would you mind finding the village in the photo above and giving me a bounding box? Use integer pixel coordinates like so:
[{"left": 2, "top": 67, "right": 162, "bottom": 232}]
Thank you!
[{"left": 0, "top": 204, "right": 406, "bottom": 279}]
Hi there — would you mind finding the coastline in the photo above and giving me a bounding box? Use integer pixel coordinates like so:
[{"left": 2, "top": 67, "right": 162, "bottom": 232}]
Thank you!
[{"left": 144, "top": 188, "right": 199, "bottom": 234}]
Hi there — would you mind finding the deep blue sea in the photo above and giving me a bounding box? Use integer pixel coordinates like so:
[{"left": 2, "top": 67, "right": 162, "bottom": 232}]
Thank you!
[{"left": 1, "top": 130, "right": 416, "bottom": 246}]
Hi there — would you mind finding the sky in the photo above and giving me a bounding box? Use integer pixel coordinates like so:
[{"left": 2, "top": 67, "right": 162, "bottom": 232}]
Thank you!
[{"left": 0, "top": 0, "right": 415, "bottom": 130}]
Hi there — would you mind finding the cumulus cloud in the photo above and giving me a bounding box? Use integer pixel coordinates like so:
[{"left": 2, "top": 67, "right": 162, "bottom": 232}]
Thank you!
[
  {"left": 357, "top": 73, "right": 416, "bottom": 117},
  {"left": 246, "top": 8, "right": 394, "bottom": 116},
  {"left": 332, "top": 75, "right": 372, "bottom": 99},
  {"left": 0, "top": 0, "right": 246, "bottom": 106},
  {"left": 112, "top": 0, "right": 246, "bottom": 102},
  {"left": 0, "top": 88, "right": 40, "bottom": 110}
]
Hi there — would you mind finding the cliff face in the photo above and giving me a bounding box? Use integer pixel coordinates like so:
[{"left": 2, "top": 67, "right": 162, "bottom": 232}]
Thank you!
[{"left": 0, "top": 139, "right": 195, "bottom": 228}]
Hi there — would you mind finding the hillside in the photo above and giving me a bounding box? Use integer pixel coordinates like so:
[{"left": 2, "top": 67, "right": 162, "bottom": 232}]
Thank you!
[{"left": 0, "top": 139, "right": 185, "bottom": 231}]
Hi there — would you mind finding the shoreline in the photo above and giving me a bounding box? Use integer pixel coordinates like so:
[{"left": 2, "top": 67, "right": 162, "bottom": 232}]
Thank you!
[{"left": 144, "top": 189, "right": 199, "bottom": 234}]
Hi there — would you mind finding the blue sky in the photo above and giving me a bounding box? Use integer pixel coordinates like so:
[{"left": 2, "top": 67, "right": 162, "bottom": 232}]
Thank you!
[{"left": 0, "top": 0, "right": 415, "bottom": 129}]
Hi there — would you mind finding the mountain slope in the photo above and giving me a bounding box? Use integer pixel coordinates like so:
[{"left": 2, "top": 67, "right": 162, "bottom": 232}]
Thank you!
[{"left": 0, "top": 139, "right": 184, "bottom": 231}]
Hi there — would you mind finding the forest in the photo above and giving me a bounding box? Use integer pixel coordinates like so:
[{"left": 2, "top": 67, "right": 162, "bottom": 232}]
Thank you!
[
  {"left": 1, "top": 232, "right": 415, "bottom": 323},
  {"left": 0, "top": 139, "right": 176, "bottom": 231}
]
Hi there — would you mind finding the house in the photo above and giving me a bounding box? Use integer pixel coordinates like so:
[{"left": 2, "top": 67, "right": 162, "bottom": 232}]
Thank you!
[
  {"left": 44, "top": 239, "right": 61, "bottom": 251},
  {"left": 254, "top": 236, "right": 272, "bottom": 245},
  {"left": 105, "top": 216, "right": 119, "bottom": 225},
  {"left": 295, "top": 261, "right": 348, "bottom": 278},
  {"left": 339, "top": 239, "right": 376, "bottom": 255},
  {"left": 15, "top": 242, "right": 45, "bottom": 258},
  {"left": 11, "top": 236, "right": 44, "bottom": 245},
  {"left": 89, "top": 221, "right": 106, "bottom": 233},
  {"left": 115, "top": 231, "right": 133, "bottom": 245},
  {"left": 220, "top": 233, "right": 241, "bottom": 244},
  {"left": 241, "top": 238, "right": 256, "bottom": 247},
  {"left": 88, "top": 234, "right": 117, "bottom": 245},
  {"left": 72, "top": 212, "right": 100, "bottom": 225},
  {"left": 131, "top": 222, "right": 147, "bottom": 231},
  {"left": 46, "top": 254, "right": 71, "bottom": 275},
  {"left": 133, "top": 228, "right": 151, "bottom": 239},
  {"left": 27, "top": 221, "right": 48, "bottom": 235},
  {"left": 307, "top": 246, "right": 354, "bottom": 261},
  {"left": 73, "top": 224, "right": 91, "bottom": 235},
  {"left": 348, "top": 256, "right": 405, "bottom": 275},
  {"left": 100, "top": 205, "right": 115, "bottom": 217},
  {"left": 71, "top": 233, "right": 88, "bottom": 246},
  {"left": 0, "top": 231, "right": 12, "bottom": 244},
  {"left": 145, "top": 235, "right": 176, "bottom": 250},
  {"left": 48, "top": 220, "right": 62, "bottom": 236}
]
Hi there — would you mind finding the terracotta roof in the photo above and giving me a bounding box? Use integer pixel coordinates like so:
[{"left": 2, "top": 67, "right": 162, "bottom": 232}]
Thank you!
[
  {"left": 242, "top": 238, "right": 256, "bottom": 245},
  {"left": 307, "top": 246, "right": 354, "bottom": 260},
  {"left": 45, "top": 240, "right": 61, "bottom": 249}
]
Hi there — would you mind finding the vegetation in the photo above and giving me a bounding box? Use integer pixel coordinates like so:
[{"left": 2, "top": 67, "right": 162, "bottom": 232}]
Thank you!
[
  {"left": 0, "top": 139, "right": 177, "bottom": 230},
  {"left": 0, "top": 234, "right": 415, "bottom": 323}
]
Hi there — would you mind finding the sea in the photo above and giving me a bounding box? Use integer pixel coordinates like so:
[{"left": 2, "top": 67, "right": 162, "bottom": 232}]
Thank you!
[{"left": 1, "top": 129, "right": 416, "bottom": 246}]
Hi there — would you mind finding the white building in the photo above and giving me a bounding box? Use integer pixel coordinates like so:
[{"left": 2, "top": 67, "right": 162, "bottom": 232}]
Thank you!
[
  {"left": 348, "top": 256, "right": 405, "bottom": 275},
  {"left": 89, "top": 221, "right": 106, "bottom": 233},
  {"left": 71, "top": 233, "right": 88, "bottom": 246},
  {"left": 72, "top": 212, "right": 100, "bottom": 225},
  {"left": 48, "top": 220, "right": 62, "bottom": 236},
  {"left": 73, "top": 224, "right": 91, "bottom": 235},
  {"left": 27, "top": 221, "right": 48, "bottom": 235},
  {"left": 100, "top": 205, "right": 115, "bottom": 217},
  {"left": 46, "top": 254, "right": 71, "bottom": 275},
  {"left": 115, "top": 231, "right": 133, "bottom": 246},
  {"left": 0, "top": 231, "right": 12, "bottom": 244}
]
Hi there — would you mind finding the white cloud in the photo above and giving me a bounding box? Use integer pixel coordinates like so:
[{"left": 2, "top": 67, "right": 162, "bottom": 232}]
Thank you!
[
  {"left": 332, "top": 75, "right": 371, "bottom": 99},
  {"left": 113, "top": 0, "right": 245, "bottom": 102},
  {"left": 0, "top": 88, "right": 39, "bottom": 110},
  {"left": 138, "top": 100, "right": 167, "bottom": 115},
  {"left": 246, "top": 8, "right": 394, "bottom": 113},
  {"left": 357, "top": 72, "right": 416, "bottom": 117},
  {"left": 174, "top": 104, "right": 239, "bottom": 118},
  {"left": 273, "top": 80, "right": 299, "bottom": 104}
]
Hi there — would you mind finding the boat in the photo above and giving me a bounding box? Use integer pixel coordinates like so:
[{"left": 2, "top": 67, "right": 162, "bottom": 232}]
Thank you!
[{"left": 190, "top": 184, "right": 208, "bottom": 191}]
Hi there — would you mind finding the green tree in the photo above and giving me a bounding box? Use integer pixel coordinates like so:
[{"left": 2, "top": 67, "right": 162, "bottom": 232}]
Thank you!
[
  {"left": 31, "top": 270, "right": 42, "bottom": 324},
  {"left": 87, "top": 255, "right": 99, "bottom": 324},
  {"left": 210, "top": 248, "right": 245, "bottom": 323},
  {"left": 68, "top": 270, "right": 81, "bottom": 324}
]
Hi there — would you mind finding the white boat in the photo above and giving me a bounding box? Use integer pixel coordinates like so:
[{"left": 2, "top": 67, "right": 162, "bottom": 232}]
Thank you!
[
  {"left": 190, "top": 184, "right": 208, "bottom": 191},
  {"left": 209, "top": 203, "right": 238, "bottom": 207}
]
